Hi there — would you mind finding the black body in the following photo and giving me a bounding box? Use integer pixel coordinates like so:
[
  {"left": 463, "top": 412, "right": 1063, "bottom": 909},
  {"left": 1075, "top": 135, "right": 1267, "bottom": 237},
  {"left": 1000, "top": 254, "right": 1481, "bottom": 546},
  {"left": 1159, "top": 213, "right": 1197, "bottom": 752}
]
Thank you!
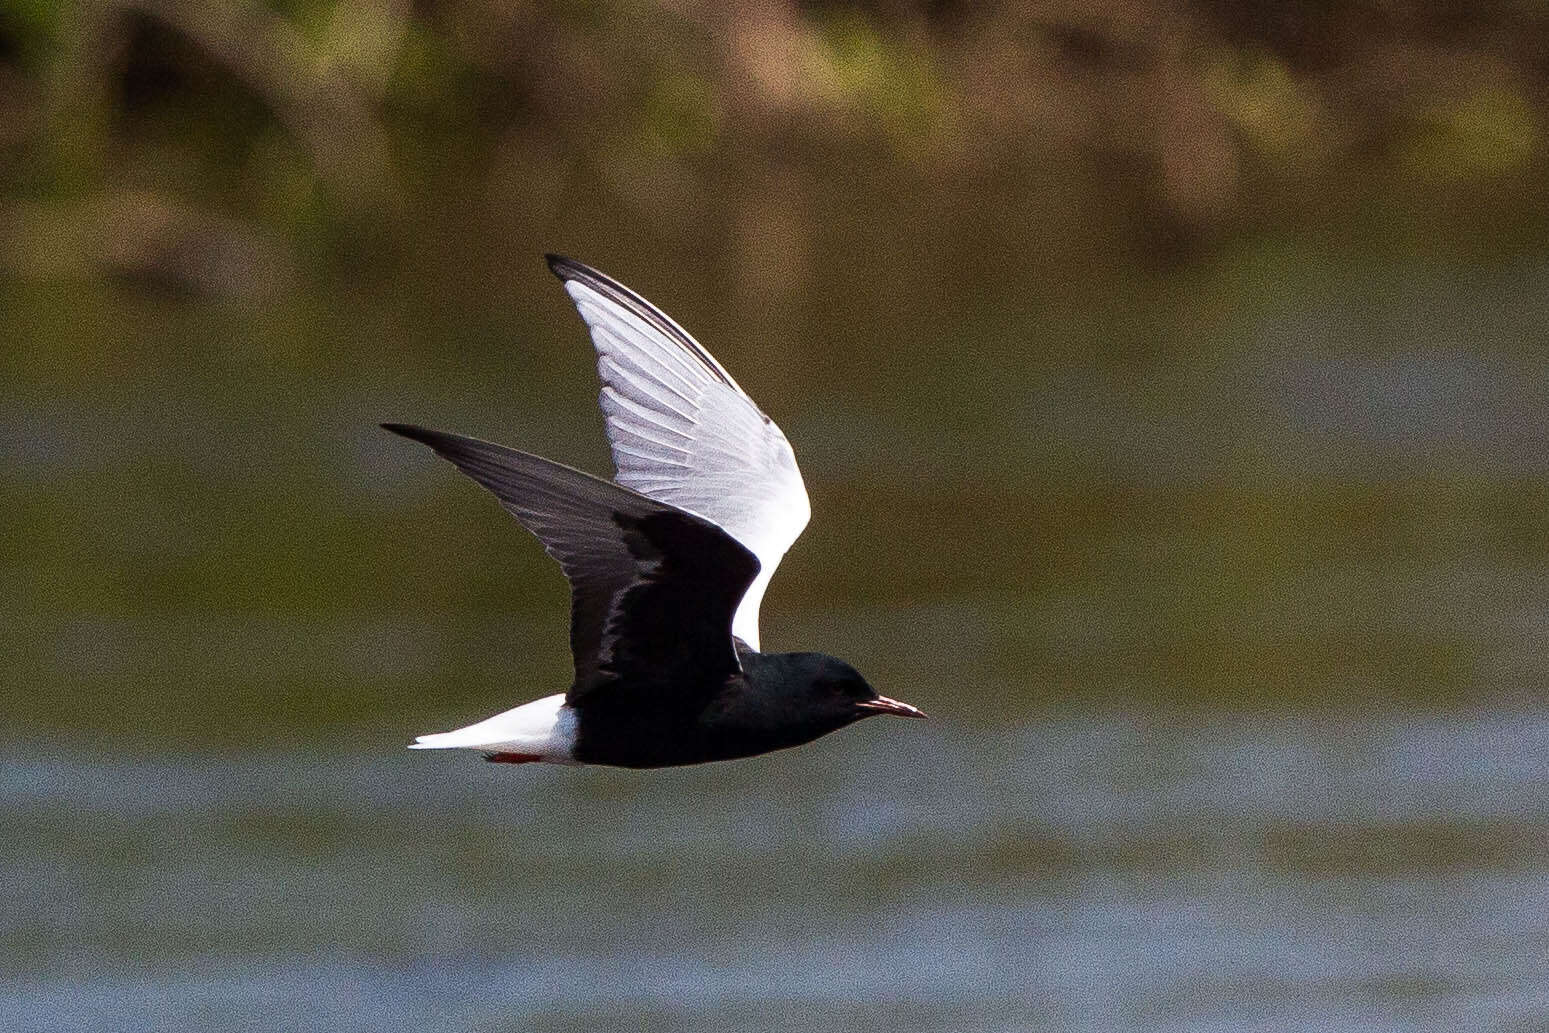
[{"left": 571, "top": 645, "right": 879, "bottom": 767}]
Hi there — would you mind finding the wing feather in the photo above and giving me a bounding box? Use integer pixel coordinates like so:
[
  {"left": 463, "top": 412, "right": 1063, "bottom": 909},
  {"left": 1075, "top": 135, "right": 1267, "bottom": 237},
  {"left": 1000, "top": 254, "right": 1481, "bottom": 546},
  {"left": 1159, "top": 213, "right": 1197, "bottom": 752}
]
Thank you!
[
  {"left": 382, "top": 423, "right": 759, "bottom": 699},
  {"left": 545, "top": 255, "right": 811, "bottom": 649}
]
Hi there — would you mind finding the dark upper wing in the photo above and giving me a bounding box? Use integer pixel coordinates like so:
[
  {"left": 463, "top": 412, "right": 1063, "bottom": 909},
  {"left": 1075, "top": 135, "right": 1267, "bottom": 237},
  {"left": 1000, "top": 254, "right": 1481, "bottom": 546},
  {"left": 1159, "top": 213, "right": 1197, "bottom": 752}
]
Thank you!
[{"left": 382, "top": 424, "right": 760, "bottom": 701}]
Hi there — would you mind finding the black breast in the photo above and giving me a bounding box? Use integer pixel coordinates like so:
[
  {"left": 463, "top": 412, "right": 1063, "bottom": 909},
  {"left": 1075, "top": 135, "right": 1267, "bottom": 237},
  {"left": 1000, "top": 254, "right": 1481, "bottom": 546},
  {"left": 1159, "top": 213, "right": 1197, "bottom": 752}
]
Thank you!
[{"left": 569, "top": 650, "right": 857, "bottom": 768}]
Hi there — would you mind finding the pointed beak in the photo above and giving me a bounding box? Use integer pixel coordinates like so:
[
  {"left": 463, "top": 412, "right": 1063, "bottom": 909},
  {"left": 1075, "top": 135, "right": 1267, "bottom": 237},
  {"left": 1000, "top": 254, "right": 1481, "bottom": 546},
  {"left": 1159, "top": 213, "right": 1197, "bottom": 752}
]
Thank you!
[{"left": 855, "top": 695, "right": 927, "bottom": 719}]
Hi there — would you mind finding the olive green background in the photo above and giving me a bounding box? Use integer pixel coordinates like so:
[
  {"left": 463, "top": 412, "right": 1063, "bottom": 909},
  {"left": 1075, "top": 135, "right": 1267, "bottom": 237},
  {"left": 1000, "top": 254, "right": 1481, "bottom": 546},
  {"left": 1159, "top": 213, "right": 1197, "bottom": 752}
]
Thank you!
[
  {"left": 6, "top": 1, "right": 1547, "bottom": 743},
  {"left": 4, "top": 5, "right": 1548, "bottom": 1031}
]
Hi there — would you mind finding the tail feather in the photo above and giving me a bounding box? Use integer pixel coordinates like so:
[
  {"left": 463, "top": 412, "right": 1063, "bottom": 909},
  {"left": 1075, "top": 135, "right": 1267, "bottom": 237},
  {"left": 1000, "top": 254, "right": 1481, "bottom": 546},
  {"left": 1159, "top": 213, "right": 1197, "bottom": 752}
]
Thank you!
[
  {"left": 405, "top": 693, "right": 577, "bottom": 763},
  {"left": 408, "top": 729, "right": 480, "bottom": 750}
]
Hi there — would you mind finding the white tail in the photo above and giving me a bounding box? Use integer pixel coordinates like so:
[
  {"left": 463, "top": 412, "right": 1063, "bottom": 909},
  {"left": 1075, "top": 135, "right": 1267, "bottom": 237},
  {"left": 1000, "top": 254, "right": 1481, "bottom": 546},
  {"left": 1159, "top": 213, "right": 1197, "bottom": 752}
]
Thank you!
[{"left": 408, "top": 692, "right": 579, "bottom": 763}]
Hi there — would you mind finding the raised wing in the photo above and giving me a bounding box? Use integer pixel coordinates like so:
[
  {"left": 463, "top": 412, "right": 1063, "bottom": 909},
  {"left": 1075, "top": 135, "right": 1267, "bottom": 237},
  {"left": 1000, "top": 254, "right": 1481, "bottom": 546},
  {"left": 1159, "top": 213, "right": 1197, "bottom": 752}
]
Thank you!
[
  {"left": 545, "top": 255, "right": 810, "bottom": 650},
  {"left": 383, "top": 424, "right": 760, "bottom": 701}
]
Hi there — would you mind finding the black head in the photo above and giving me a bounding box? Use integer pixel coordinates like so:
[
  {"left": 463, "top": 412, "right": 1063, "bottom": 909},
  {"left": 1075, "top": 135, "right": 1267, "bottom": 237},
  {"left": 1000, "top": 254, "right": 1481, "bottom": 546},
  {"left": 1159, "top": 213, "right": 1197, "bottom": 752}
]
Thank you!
[
  {"left": 698, "top": 650, "right": 927, "bottom": 763},
  {"left": 784, "top": 652, "right": 926, "bottom": 727}
]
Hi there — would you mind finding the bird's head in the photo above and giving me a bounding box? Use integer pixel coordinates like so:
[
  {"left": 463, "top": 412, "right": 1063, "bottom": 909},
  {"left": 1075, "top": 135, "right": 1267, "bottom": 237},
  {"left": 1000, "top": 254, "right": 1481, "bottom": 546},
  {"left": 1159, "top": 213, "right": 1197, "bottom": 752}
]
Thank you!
[{"left": 795, "top": 654, "right": 927, "bottom": 725}]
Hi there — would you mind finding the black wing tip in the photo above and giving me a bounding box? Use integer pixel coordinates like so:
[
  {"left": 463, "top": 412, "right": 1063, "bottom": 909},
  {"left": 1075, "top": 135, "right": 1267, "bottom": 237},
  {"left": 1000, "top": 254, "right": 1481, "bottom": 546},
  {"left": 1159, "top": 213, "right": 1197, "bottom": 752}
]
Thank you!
[
  {"left": 545, "top": 253, "right": 592, "bottom": 282},
  {"left": 381, "top": 423, "right": 466, "bottom": 455},
  {"left": 545, "top": 254, "right": 640, "bottom": 309},
  {"left": 381, "top": 422, "right": 432, "bottom": 443}
]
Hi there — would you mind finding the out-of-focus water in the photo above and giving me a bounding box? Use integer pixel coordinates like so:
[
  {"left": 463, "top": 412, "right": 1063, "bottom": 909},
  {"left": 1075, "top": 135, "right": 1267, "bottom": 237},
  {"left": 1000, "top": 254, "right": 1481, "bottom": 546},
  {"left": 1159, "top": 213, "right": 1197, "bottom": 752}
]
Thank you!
[
  {"left": 6, "top": 710, "right": 1547, "bottom": 1033},
  {"left": 6, "top": 245, "right": 1549, "bottom": 1031}
]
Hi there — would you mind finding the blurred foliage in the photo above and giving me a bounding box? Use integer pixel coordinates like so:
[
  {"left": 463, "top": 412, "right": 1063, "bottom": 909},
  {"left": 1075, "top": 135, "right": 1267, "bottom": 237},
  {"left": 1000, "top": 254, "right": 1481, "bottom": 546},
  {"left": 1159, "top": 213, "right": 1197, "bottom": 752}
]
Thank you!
[{"left": 1, "top": 0, "right": 1547, "bottom": 298}]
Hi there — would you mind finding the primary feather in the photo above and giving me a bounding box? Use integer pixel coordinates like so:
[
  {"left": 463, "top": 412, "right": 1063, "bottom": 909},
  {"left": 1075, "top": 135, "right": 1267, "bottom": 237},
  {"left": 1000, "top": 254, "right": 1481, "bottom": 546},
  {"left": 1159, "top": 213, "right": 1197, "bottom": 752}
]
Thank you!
[
  {"left": 546, "top": 255, "right": 811, "bottom": 649},
  {"left": 380, "top": 424, "right": 759, "bottom": 698}
]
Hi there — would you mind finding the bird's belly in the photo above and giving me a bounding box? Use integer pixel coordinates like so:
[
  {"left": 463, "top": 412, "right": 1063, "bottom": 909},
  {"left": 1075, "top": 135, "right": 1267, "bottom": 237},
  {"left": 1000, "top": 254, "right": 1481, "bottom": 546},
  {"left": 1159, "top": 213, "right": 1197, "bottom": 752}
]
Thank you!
[{"left": 569, "top": 697, "right": 830, "bottom": 768}]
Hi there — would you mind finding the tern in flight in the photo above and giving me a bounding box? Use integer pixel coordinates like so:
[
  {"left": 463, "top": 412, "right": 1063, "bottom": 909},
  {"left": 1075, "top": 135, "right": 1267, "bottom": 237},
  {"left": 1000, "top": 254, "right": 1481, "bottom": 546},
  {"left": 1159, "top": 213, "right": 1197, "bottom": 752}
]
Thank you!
[{"left": 384, "top": 255, "right": 924, "bottom": 768}]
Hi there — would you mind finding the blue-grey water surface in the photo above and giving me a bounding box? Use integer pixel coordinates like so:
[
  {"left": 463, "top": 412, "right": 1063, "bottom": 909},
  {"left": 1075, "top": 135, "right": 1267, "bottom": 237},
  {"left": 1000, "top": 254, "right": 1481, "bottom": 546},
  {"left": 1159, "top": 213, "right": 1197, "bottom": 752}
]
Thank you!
[{"left": 7, "top": 710, "right": 1547, "bottom": 1032}]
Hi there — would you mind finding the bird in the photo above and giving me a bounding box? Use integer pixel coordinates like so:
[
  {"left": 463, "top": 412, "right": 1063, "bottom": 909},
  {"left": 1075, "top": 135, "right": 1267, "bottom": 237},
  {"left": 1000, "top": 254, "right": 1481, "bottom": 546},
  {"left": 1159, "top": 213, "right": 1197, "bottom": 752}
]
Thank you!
[{"left": 383, "top": 254, "right": 925, "bottom": 769}]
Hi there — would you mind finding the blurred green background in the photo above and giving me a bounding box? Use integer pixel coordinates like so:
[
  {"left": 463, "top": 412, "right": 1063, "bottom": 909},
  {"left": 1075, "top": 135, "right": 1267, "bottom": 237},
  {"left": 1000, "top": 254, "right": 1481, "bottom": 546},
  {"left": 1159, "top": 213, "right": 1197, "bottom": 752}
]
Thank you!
[
  {"left": 7, "top": 5, "right": 1549, "bottom": 1032},
  {"left": 6, "top": 0, "right": 1548, "bottom": 745}
]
